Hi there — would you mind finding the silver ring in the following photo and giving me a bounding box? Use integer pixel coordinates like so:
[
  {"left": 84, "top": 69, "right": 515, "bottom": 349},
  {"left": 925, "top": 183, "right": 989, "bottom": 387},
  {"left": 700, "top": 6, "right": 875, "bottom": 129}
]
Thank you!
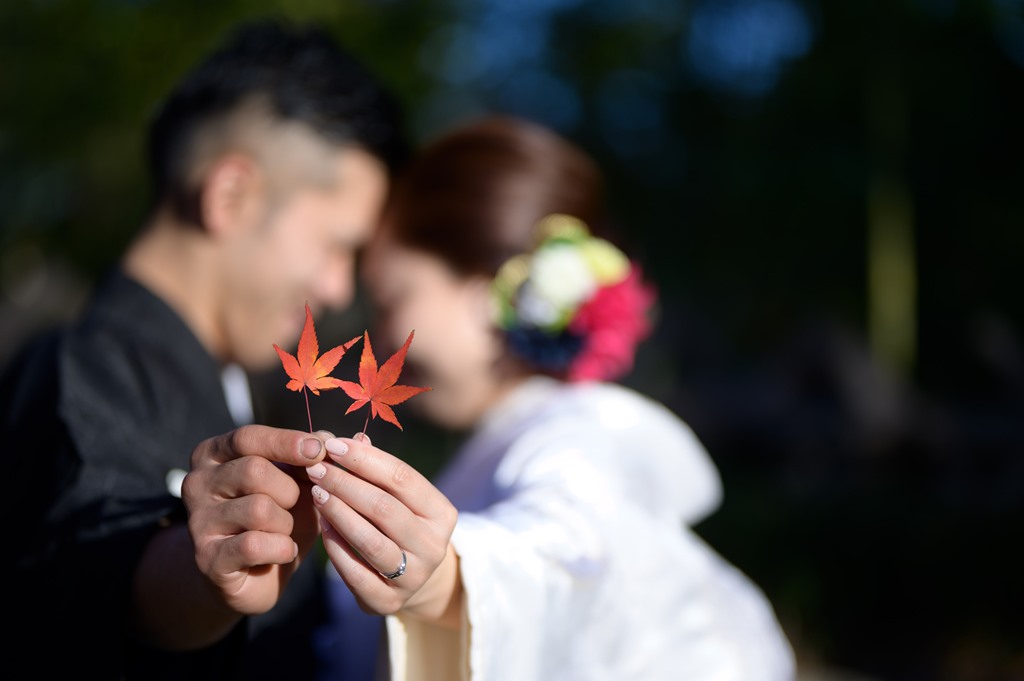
[{"left": 381, "top": 551, "right": 407, "bottom": 580}]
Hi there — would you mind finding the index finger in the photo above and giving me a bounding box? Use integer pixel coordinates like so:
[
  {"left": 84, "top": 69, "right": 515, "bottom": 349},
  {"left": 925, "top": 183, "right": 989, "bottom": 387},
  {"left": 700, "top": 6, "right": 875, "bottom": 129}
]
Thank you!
[
  {"left": 323, "top": 435, "right": 436, "bottom": 517},
  {"left": 193, "top": 424, "right": 328, "bottom": 469}
]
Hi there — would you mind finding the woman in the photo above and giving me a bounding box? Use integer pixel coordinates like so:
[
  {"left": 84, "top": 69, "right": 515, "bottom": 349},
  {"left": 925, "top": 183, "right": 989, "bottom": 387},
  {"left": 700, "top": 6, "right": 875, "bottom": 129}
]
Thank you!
[{"left": 309, "top": 115, "right": 796, "bottom": 680}]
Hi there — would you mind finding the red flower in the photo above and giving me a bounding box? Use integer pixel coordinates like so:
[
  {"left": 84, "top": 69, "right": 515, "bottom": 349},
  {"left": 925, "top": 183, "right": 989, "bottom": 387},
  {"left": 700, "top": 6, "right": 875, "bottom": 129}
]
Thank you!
[{"left": 567, "top": 265, "right": 656, "bottom": 382}]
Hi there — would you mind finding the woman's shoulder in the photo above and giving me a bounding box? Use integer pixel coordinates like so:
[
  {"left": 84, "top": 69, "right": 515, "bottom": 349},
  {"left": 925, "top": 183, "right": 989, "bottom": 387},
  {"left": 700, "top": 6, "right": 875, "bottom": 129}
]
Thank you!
[
  {"left": 551, "top": 381, "right": 724, "bottom": 522},
  {"left": 556, "top": 381, "right": 695, "bottom": 434},
  {"left": 492, "top": 377, "right": 708, "bottom": 461},
  {"left": 481, "top": 379, "right": 723, "bottom": 524}
]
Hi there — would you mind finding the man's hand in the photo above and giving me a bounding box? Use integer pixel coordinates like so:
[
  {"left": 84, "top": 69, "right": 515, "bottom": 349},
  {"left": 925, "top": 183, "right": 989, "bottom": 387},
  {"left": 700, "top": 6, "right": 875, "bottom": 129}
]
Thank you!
[{"left": 182, "top": 424, "right": 330, "bottom": 615}]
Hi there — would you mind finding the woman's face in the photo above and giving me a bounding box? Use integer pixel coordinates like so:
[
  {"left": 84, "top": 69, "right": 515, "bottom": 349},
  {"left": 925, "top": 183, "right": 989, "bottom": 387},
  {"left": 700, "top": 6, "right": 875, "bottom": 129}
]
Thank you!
[{"left": 360, "top": 228, "right": 515, "bottom": 431}]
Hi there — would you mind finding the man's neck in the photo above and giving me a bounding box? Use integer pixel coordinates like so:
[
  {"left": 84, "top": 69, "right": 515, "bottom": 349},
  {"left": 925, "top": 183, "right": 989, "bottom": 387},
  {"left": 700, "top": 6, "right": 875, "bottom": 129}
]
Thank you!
[{"left": 122, "top": 213, "right": 227, "bottom": 362}]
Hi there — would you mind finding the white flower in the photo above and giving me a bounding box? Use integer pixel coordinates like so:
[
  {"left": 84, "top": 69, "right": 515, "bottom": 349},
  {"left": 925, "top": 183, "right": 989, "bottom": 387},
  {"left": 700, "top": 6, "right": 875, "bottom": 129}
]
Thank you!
[
  {"left": 529, "top": 243, "right": 597, "bottom": 311},
  {"left": 515, "top": 282, "right": 563, "bottom": 328}
]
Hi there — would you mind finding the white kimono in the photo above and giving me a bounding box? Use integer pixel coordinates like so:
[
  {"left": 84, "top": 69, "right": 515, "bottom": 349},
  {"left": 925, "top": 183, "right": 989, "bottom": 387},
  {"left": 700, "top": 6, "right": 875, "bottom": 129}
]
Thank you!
[{"left": 385, "top": 377, "right": 796, "bottom": 681}]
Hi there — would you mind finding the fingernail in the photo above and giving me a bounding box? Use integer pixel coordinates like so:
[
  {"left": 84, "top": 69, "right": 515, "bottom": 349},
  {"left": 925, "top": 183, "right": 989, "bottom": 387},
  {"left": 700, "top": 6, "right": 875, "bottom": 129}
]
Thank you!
[
  {"left": 353, "top": 432, "right": 371, "bottom": 445},
  {"left": 292, "top": 541, "right": 299, "bottom": 561},
  {"left": 307, "top": 463, "right": 327, "bottom": 480},
  {"left": 325, "top": 438, "right": 348, "bottom": 457},
  {"left": 311, "top": 485, "right": 329, "bottom": 504},
  {"left": 301, "top": 438, "right": 323, "bottom": 460}
]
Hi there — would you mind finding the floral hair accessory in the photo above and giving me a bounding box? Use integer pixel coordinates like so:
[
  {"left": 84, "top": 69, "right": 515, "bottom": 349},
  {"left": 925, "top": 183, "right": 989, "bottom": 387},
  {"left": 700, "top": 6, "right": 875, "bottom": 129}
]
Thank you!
[{"left": 491, "top": 214, "right": 657, "bottom": 382}]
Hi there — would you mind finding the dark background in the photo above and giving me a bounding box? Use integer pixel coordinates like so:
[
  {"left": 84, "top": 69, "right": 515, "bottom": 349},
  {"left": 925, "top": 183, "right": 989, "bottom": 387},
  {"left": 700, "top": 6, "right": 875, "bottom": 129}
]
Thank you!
[{"left": 2, "top": 1, "right": 1022, "bottom": 679}]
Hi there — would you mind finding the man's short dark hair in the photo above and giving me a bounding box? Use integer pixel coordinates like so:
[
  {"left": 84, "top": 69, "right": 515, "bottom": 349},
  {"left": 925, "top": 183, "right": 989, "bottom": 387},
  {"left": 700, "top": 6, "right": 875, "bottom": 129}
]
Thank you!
[{"left": 146, "top": 18, "right": 409, "bottom": 222}]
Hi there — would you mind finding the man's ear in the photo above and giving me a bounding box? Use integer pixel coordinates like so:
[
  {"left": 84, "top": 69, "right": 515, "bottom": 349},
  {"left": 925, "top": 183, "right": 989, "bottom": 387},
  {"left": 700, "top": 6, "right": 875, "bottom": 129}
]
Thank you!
[{"left": 198, "top": 154, "right": 265, "bottom": 237}]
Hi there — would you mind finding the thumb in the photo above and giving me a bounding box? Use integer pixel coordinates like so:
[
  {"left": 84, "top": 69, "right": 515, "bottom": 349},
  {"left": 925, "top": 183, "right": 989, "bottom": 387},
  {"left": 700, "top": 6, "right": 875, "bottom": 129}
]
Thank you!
[{"left": 215, "top": 424, "right": 330, "bottom": 467}]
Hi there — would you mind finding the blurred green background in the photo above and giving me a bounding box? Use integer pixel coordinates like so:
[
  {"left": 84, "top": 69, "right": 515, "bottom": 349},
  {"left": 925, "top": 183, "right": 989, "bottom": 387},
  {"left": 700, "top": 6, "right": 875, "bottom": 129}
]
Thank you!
[{"left": 2, "top": 1, "right": 1022, "bottom": 679}]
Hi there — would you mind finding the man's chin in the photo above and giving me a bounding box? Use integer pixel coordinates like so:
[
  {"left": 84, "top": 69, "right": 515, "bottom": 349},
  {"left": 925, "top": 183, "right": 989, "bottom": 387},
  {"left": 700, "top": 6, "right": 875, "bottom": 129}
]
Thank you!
[{"left": 230, "top": 344, "right": 281, "bottom": 374}]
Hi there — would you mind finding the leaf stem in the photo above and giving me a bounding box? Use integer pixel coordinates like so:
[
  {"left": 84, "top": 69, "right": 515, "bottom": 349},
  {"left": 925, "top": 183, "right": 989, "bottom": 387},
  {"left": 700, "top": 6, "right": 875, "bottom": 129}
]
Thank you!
[
  {"left": 304, "top": 388, "right": 313, "bottom": 433},
  {"left": 361, "top": 411, "right": 370, "bottom": 437}
]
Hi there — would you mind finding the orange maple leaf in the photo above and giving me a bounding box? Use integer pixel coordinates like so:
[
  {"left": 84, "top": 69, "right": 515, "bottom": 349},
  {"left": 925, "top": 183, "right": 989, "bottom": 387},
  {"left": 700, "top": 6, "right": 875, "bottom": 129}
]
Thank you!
[
  {"left": 273, "top": 302, "right": 360, "bottom": 431},
  {"left": 339, "top": 330, "right": 431, "bottom": 432}
]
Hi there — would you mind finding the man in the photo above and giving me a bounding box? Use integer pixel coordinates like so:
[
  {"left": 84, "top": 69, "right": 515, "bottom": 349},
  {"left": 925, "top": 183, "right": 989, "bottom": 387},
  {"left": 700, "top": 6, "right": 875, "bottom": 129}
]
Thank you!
[{"left": 1, "top": 19, "right": 455, "bottom": 680}]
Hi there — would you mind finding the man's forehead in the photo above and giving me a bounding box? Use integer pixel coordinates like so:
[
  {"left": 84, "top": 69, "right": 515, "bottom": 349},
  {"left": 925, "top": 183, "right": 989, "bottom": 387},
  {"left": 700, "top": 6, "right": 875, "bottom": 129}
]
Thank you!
[{"left": 284, "top": 150, "right": 389, "bottom": 239}]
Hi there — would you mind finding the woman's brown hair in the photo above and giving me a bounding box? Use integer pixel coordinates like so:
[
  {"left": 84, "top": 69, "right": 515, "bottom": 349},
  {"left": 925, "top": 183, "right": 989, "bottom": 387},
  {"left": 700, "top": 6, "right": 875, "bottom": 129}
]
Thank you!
[{"left": 386, "top": 115, "right": 610, "bottom": 276}]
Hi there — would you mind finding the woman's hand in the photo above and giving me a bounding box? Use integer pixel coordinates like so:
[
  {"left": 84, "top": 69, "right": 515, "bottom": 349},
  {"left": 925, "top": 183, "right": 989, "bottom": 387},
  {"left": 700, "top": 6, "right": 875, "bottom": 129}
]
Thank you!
[{"left": 307, "top": 433, "right": 462, "bottom": 627}]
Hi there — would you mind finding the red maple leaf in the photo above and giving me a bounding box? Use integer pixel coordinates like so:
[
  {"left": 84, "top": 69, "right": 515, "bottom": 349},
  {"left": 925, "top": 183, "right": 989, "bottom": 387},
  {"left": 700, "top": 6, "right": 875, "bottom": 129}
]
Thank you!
[
  {"left": 339, "top": 330, "right": 431, "bottom": 432},
  {"left": 273, "top": 302, "right": 360, "bottom": 431}
]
